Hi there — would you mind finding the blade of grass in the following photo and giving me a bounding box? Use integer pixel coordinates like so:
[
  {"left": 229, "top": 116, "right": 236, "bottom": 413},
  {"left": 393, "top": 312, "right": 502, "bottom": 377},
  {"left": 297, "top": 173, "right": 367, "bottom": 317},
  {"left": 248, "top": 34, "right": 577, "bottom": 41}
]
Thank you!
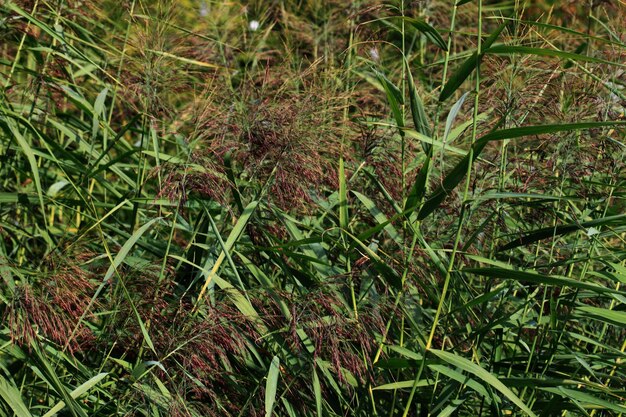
[
  {"left": 374, "top": 68, "right": 405, "bottom": 130},
  {"left": 193, "top": 201, "right": 259, "bottom": 311},
  {"left": 42, "top": 373, "right": 108, "bottom": 417},
  {"left": 498, "top": 213, "right": 626, "bottom": 251},
  {"left": 265, "top": 356, "right": 280, "bottom": 417},
  {"left": 439, "top": 23, "right": 506, "bottom": 102},
  {"left": 430, "top": 349, "right": 537, "bottom": 417},
  {"left": 418, "top": 121, "right": 626, "bottom": 220},
  {"left": 400, "top": 17, "right": 448, "bottom": 51},
  {"left": 0, "top": 374, "right": 33, "bottom": 417},
  {"left": 464, "top": 267, "right": 624, "bottom": 295},
  {"left": 484, "top": 45, "right": 626, "bottom": 68}
]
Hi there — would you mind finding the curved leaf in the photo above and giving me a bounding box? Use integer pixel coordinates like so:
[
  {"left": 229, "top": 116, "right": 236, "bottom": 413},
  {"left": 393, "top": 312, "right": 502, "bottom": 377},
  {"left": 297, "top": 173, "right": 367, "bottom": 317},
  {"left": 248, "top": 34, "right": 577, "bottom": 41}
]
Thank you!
[
  {"left": 430, "top": 350, "right": 537, "bottom": 417},
  {"left": 402, "top": 17, "right": 448, "bottom": 50}
]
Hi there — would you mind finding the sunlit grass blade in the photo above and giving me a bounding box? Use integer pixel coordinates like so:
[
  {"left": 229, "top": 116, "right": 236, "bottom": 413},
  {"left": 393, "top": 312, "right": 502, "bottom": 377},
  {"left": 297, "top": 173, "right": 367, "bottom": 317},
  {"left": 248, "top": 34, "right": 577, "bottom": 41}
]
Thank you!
[
  {"left": 265, "top": 356, "right": 280, "bottom": 417},
  {"left": 42, "top": 373, "right": 108, "bottom": 417},
  {"left": 575, "top": 306, "right": 626, "bottom": 328},
  {"left": 0, "top": 375, "right": 32, "bottom": 417},
  {"left": 430, "top": 349, "right": 537, "bottom": 417},
  {"left": 194, "top": 201, "right": 259, "bottom": 309}
]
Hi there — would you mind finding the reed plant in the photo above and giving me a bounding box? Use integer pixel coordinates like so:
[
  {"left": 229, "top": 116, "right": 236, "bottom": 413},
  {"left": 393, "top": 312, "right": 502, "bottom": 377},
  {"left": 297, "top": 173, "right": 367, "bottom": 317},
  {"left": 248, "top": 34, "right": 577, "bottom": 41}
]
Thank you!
[{"left": 0, "top": 0, "right": 625, "bottom": 415}]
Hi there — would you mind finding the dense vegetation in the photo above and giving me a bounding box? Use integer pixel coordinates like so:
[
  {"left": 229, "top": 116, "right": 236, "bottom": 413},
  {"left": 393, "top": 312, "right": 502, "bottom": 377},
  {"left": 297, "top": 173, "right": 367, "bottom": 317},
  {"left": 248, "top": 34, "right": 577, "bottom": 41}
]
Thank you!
[{"left": 1, "top": 0, "right": 625, "bottom": 415}]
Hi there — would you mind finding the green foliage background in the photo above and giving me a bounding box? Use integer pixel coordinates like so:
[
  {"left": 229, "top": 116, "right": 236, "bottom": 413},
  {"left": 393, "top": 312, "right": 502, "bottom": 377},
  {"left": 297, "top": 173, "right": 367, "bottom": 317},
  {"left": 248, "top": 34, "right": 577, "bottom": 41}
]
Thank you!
[{"left": 0, "top": 0, "right": 625, "bottom": 415}]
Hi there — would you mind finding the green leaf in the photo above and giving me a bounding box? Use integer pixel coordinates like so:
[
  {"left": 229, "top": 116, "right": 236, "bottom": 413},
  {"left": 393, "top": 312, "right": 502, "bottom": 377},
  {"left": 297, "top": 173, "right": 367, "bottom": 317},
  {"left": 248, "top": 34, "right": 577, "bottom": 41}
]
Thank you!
[
  {"left": 430, "top": 350, "right": 537, "bottom": 417},
  {"left": 418, "top": 121, "right": 626, "bottom": 220},
  {"left": 405, "top": 58, "right": 431, "bottom": 153},
  {"left": 345, "top": 231, "right": 402, "bottom": 290},
  {"left": 174, "top": 255, "right": 266, "bottom": 329},
  {"left": 213, "top": 274, "right": 265, "bottom": 328},
  {"left": 29, "top": 344, "right": 88, "bottom": 417},
  {"left": 103, "top": 218, "right": 162, "bottom": 284},
  {"left": 313, "top": 367, "right": 322, "bottom": 417},
  {"left": 265, "top": 356, "right": 280, "bottom": 417},
  {"left": 388, "top": 345, "right": 424, "bottom": 361},
  {"left": 47, "top": 180, "right": 70, "bottom": 197},
  {"left": 464, "top": 267, "right": 624, "bottom": 295},
  {"left": 195, "top": 201, "right": 259, "bottom": 307},
  {"left": 477, "top": 121, "right": 625, "bottom": 143},
  {"left": 439, "top": 23, "right": 506, "bottom": 102},
  {"left": 499, "top": 213, "right": 626, "bottom": 251},
  {"left": 42, "top": 373, "right": 108, "bottom": 417},
  {"left": 66, "top": 216, "right": 161, "bottom": 350},
  {"left": 401, "top": 17, "right": 448, "bottom": 50},
  {"left": 373, "top": 379, "right": 431, "bottom": 390},
  {"left": 405, "top": 156, "right": 430, "bottom": 213},
  {"left": 352, "top": 191, "right": 402, "bottom": 244},
  {"left": 576, "top": 306, "right": 626, "bottom": 327},
  {"left": 484, "top": 45, "right": 626, "bottom": 67},
  {"left": 0, "top": 116, "right": 46, "bottom": 223},
  {"left": 339, "top": 157, "right": 349, "bottom": 230},
  {"left": 374, "top": 69, "right": 405, "bottom": 130},
  {"left": 428, "top": 364, "right": 491, "bottom": 400},
  {"left": 443, "top": 92, "right": 470, "bottom": 145},
  {"left": 91, "top": 87, "right": 108, "bottom": 139},
  {"left": 0, "top": 375, "right": 32, "bottom": 417},
  {"left": 541, "top": 387, "right": 626, "bottom": 414}
]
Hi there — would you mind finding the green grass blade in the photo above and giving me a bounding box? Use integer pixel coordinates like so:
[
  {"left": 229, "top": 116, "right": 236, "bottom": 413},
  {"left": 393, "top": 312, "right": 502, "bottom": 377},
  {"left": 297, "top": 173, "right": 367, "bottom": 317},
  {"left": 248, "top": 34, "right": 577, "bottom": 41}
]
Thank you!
[
  {"left": 29, "top": 344, "right": 88, "bottom": 417},
  {"left": 103, "top": 217, "right": 162, "bottom": 284},
  {"left": 313, "top": 366, "right": 322, "bottom": 417},
  {"left": 428, "top": 364, "right": 491, "bottom": 400},
  {"left": 418, "top": 121, "right": 626, "bottom": 220},
  {"left": 67, "top": 217, "right": 161, "bottom": 349},
  {"left": 0, "top": 375, "right": 33, "bottom": 417},
  {"left": 443, "top": 92, "right": 470, "bottom": 145},
  {"left": 406, "top": 58, "right": 431, "bottom": 152},
  {"left": 352, "top": 191, "right": 402, "bottom": 244},
  {"left": 265, "top": 356, "right": 280, "bottom": 417},
  {"left": 430, "top": 349, "right": 537, "bottom": 417},
  {"left": 339, "top": 157, "right": 349, "bottom": 230},
  {"left": 195, "top": 201, "right": 259, "bottom": 308},
  {"left": 541, "top": 387, "right": 626, "bottom": 414},
  {"left": 42, "top": 373, "right": 108, "bottom": 417},
  {"left": 464, "top": 267, "right": 624, "bottom": 295},
  {"left": 401, "top": 17, "right": 448, "bottom": 51},
  {"left": 498, "top": 213, "right": 626, "bottom": 251},
  {"left": 373, "top": 379, "right": 431, "bottom": 390},
  {"left": 374, "top": 69, "right": 405, "bottom": 129},
  {"left": 1, "top": 116, "right": 46, "bottom": 224},
  {"left": 485, "top": 45, "right": 626, "bottom": 67},
  {"left": 576, "top": 306, "right": 626, "bottom": 328},
  {"left": 439, "top": 23, "right": 506, "bottom": 102},
  {"left": 345, "top": 231, "right": 402, "bottom": 290},
  {"left": 405, "top": 156, "right": 430, "bottom": 212}
]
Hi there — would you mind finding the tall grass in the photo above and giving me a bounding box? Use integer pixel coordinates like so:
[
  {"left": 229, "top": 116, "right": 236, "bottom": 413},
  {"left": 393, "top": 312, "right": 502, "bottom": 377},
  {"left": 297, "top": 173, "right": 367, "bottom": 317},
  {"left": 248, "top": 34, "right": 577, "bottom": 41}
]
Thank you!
[{"left": 0, "top": 0, "right": 625, "bottom": 416}]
